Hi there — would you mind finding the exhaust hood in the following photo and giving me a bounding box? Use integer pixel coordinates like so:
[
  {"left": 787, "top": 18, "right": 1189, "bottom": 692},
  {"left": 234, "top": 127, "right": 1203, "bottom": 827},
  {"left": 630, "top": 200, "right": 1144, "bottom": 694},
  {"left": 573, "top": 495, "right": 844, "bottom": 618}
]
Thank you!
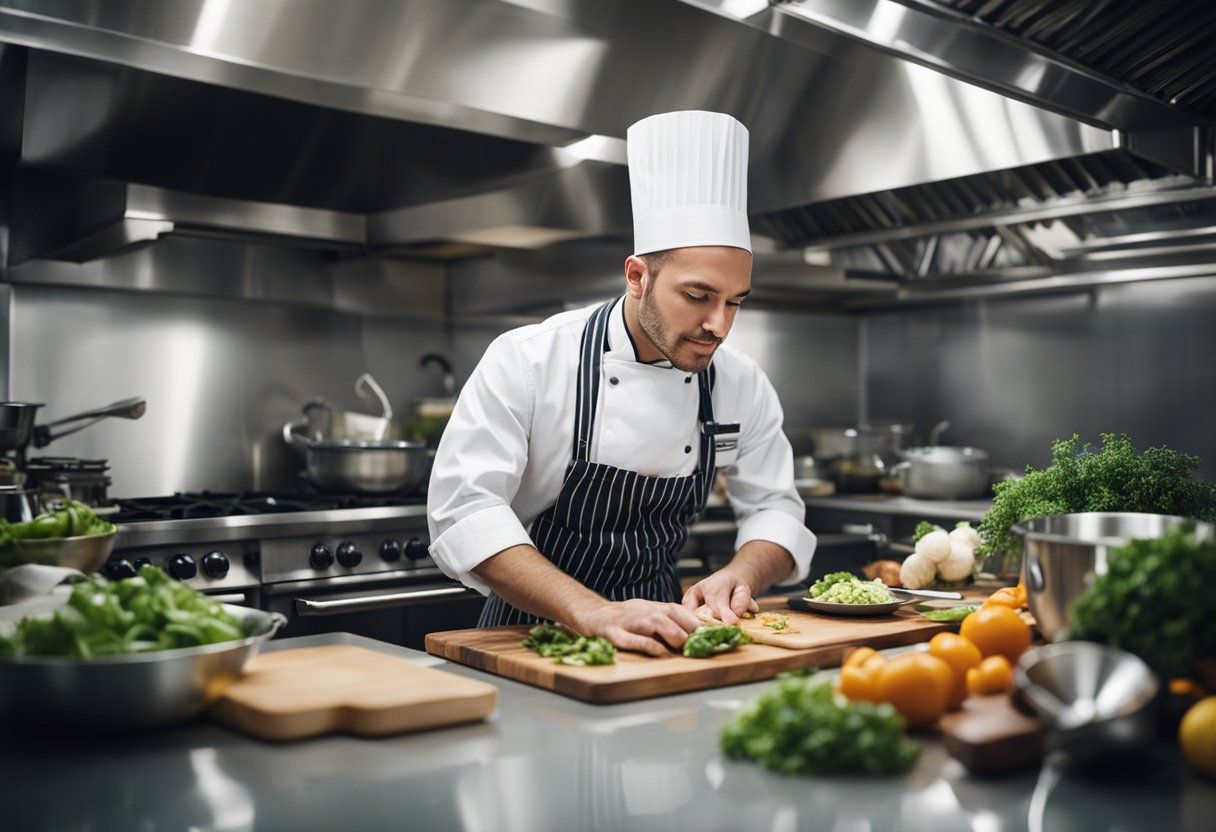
[{"left": 0, "top": 0, "right": 1212, "bottom": 297}]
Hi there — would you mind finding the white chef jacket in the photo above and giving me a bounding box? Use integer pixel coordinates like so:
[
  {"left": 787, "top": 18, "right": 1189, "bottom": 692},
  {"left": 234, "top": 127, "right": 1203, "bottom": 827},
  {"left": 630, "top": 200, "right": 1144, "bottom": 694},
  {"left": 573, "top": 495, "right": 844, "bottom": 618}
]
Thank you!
[{"left": 427, "top": 298, "right": 816, "bottom": 595}]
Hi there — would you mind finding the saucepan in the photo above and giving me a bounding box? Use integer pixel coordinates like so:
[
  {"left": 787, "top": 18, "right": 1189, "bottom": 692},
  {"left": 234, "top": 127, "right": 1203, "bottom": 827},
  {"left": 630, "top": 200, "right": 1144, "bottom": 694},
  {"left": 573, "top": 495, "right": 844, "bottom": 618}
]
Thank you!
[
  {"left": 891, "top": 445, "right": 992, "bottom": 500},
  {"left": 0, "top": 398, "right": 147, "bottom": 461}
]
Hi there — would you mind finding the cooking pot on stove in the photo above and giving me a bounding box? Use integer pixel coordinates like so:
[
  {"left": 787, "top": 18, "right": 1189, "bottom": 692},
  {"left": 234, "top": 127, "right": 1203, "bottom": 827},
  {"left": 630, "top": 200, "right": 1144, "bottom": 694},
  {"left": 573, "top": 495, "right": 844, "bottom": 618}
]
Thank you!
[
  {"left": 282, "top": 422, "right": 429, "bottom": 494},
  {"left": 0, "top": 398, "right": 146, "bottom": 463}
]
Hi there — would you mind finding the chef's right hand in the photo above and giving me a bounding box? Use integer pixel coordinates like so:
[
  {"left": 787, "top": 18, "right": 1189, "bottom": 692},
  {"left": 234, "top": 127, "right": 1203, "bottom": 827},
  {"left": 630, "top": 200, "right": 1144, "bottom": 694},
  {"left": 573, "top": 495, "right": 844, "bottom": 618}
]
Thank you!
[{"left": 575, "top": 599, "right": 702, "bottom": 657}]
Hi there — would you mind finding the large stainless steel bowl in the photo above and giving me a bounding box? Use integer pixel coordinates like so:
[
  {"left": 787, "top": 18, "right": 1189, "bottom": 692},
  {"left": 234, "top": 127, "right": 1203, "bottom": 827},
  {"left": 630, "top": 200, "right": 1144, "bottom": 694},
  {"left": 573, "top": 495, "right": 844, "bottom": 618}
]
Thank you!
[
  {"left": 0, "top": 531, "right": 116, "bottom": 572},
  {"left": 0, "top": 604, "right": 285, "bottom": 732},
  {"left": 1011, "top": 512, "right": 1214, "bottom": 641}
]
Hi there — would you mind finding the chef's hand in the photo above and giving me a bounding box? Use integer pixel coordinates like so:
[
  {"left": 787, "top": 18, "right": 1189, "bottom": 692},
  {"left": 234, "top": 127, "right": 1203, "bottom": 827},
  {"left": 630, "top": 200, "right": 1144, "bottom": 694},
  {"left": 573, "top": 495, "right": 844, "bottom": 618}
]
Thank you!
[
  {"left": 681, "top": 569, "right": 759, "bottom": 625},
  {"left": 574, "top": 599, "right": 703, "bottom": 657}
]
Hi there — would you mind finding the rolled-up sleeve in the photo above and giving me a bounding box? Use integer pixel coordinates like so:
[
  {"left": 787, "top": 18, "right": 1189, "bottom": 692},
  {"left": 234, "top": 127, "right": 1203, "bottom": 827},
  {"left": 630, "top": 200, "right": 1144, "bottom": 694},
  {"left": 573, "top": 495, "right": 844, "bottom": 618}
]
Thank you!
[{"left": 427, "top": 334, "right": 536, "bottom": 595}]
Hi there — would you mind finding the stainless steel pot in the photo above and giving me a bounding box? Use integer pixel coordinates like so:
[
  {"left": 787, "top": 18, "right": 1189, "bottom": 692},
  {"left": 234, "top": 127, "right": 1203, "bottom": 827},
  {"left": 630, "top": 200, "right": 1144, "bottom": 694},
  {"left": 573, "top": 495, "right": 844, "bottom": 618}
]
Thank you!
[
  {"left": 891, "top": 445, "right": 990, "bottom": 499},
  {"left": 283, "top": 422, "right": 429, "bottom": 494}
]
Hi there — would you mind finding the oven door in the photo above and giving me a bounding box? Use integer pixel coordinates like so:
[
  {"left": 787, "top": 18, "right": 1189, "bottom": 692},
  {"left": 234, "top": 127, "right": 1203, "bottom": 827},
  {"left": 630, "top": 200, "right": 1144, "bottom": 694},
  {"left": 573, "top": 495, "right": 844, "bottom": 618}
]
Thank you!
[{"left": 262, "top": 572, "right": 485, "bottom": 650}]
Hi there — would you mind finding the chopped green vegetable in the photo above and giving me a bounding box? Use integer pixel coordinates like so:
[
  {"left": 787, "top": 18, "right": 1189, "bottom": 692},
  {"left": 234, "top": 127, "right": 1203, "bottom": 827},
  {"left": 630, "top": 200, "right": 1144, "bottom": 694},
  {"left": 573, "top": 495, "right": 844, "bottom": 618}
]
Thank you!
[
  {"left": 0, "top": 499, "right": 115, "bottom": 548},
  {"left": 760, "top": 613, "right": 790, "bottom": 630},
  {"left": 916, "top": 604, "right": 980, "bottom": 622},
  {"left": 912, "top": 521, "right": 938, "bottom": 542},
  {"left": 977, "top": 434, "right": 1216, "bottom": 568},
  {"left": 683, "top": 624, "right": 751, "bottom": 658},
  {"left": 521, "top": 624, "right": 616, "bottom": 666},
  {"left": 719, "top": 677, "right": 919, "bottom": 776},
  {"left": 815, "top": 579, "right": 895, "bottom": 605},
  {"left": 0, "top": 564, "right": 247, "bottom": 658},
  {"left": 807, "top": 571, "right": 857, "bottom": 598},
  {"left": 1069, "top": 524, "right": 1216, "bottom": 678}
]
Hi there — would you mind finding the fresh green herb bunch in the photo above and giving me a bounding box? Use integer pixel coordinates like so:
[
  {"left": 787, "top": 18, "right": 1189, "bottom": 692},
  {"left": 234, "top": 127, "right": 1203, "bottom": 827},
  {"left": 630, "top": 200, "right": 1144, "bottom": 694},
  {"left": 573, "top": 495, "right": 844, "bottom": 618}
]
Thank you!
[
  {"left": 0, "top": 564, "right": 246, "bottom": 658},
  {"left": 977, "top": 433, "right": 1216, "bottom": 562},
  {"left": 720, "top": 677, "right": 919, "bottom": 776},
  {"left": 912, "top": 521, "right": 938, "bottom": 542},
  {"left": 1069, "top": 524, "right": 1216, "bottom": 678},
  {"left": 683, "top": 624, "right": 751, "bottom": 658}
]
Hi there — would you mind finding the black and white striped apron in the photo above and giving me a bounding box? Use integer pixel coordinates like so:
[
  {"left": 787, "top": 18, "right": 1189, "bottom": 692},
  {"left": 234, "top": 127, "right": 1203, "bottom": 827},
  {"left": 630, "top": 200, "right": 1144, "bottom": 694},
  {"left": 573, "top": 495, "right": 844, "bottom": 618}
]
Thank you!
[{"left": 478, "top": 298, "right": 718, "bottom": 627}]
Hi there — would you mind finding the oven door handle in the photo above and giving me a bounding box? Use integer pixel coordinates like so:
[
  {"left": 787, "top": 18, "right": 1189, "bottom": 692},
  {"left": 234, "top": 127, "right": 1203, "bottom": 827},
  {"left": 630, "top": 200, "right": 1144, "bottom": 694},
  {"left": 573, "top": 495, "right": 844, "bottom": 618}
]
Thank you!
[{"left": 294, "top": 585, "right": 477, "bottom": 616}]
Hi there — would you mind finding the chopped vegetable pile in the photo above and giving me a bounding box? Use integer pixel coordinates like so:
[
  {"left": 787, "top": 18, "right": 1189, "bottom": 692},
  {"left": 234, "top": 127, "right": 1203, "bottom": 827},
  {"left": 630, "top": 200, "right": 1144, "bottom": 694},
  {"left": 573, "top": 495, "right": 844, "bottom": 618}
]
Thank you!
[
  {"left": 806, "top": 571, "right": 858, "bottom": 598},
  {"left": 1069, "top": 523, "right": 1216, "bottom": 678},
  {"left": 759, "top": 612, "right": 790, "bottom": 631},
  {"left": 521, "top": 625, "right": 616, "bottom": 666},
  {"left": 0, "top": 564, "right": 247, "bottom": 658},
  {"left": 0, "top": 499, "right": 114, "bottom": 545},
  {"left": 720, "top": 675, "right": 920, "bottom": 776},
  {"left": 977, "top": 433, "right": 1216, "bottom": 565},
  {"left": 808, "top": 573, "right": 894, "bottom": 605},
  {"left": 683, "top": 624, "right": 751, "bottom": 658}
]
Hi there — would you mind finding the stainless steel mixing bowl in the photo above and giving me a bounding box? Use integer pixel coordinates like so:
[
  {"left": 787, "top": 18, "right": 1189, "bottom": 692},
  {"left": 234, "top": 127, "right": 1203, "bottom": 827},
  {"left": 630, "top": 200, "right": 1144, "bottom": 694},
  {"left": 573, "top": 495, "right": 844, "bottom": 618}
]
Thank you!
[
  {"left": 0, "top": 604, "right": 285, "bottom": 732},
  {"left": 0, "top": 531, "right": 116, "bottom": 572},
  {"left": 1011, "top": 512, "right": 1214, "bottom": 641},
  {"left": 1015, "top": 641, "right": 1160, "bottom": 766}
]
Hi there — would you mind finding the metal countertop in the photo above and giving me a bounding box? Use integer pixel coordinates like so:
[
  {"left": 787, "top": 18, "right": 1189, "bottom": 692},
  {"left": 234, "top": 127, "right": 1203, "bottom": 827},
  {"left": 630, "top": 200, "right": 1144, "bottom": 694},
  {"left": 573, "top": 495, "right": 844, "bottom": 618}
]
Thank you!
[{"left": 4, "top": 632, "right": 1209, "bottom": 831}]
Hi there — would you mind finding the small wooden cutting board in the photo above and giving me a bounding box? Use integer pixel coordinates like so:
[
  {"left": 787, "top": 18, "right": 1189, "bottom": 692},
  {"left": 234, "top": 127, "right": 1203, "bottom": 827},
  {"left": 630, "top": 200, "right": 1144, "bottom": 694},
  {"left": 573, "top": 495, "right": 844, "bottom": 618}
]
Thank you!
[{"left": 210, "top": 645, "right": 498, "bottom": 741}]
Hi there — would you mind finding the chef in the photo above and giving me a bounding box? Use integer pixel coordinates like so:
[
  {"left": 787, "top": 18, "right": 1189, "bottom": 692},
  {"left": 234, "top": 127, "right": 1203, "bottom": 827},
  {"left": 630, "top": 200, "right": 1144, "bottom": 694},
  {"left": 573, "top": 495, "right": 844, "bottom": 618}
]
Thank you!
[{"left": 427, "top": 111, "right": 816, "bottom": 656}]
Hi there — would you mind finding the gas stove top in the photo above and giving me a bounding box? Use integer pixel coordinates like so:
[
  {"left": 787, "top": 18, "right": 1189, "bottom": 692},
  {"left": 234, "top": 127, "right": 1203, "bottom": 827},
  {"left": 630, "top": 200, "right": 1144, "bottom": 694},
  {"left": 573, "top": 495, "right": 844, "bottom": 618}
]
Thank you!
[{"left": 109, "top": 488, "right": 427, "bottom": 523}]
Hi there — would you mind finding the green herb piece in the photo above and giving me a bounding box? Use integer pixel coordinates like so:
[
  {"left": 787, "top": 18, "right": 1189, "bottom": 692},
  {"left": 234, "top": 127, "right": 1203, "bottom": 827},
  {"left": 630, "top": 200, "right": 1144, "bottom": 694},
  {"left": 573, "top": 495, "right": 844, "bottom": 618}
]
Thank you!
[
  {"left": 683, "top": 624, "right": 752, "bottom": 658},
  {"left": 719, "top": 677, "right": 919, "bottom": 776},
  {"left": 977, "top": 434, "right": 1216, "bottom": 569},
  {"left": 913, "top": 521, "right": 938, "bottom": 542},
  {"left": 0, "top": 564, "right": 247, "bottom": 658},
  {"left": 520, "top": 624, "right": 615, "bottom": 666},
  {"left": 807, "top": 571, "right": 857, "bottom": 599},
  {"left": 1069, "top": 524, "right": 1216, "bottom": 678},
  {"left": 916, "top": 604, "right": 980, "bottom": 622}
]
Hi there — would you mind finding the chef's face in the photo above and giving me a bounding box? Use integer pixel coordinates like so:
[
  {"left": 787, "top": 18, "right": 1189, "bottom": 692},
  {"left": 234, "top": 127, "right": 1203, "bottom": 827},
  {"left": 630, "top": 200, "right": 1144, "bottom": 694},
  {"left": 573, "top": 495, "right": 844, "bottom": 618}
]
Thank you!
[{"left": 627, "top": 246, "right": 752, "bottom": 374}]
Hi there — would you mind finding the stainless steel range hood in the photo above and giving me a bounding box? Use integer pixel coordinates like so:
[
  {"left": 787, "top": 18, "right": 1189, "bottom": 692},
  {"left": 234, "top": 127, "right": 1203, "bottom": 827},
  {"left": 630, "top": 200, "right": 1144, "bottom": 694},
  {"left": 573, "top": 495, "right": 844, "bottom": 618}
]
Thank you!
[{"left": 0, "top": 0, "right": 1212, "bottom": 295}]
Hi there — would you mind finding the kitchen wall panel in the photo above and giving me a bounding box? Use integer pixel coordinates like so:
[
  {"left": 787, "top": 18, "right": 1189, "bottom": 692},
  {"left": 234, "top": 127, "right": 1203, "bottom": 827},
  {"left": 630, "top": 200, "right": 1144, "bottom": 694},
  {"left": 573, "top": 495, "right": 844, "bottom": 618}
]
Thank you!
[
  {"left": 6, "top": 246, "right": 451, "bottom": 496},
  {"left": 864, "top": 277, "right": 1216, "bottom": 479}
]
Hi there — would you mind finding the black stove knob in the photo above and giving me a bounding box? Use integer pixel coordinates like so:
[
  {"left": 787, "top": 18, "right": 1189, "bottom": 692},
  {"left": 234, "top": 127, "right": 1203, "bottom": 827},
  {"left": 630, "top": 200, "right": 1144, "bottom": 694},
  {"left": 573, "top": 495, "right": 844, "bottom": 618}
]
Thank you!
[
  {"left": 201, "top": 551, "right": 230, "bottom": 578},
  {"left": 103, "top": 559, "right": 137, "bottom": 581},
  {"left": 336, "top": 541, "right": 362, "bottom": 568},
  {"left": 380, "top": 539, "right": 402, "bottom": 562},
  {"left": 310, "top": 544, "right": 334, "bottom": 569},
  {"left": 168, "top": 554, "right": 197, "bottom": 580},
  {"left": 132, "top": 557, "right": 152, "bottom": 571},
  {"left": 404, "top": 537, "right": 430, "bottom": 561}
]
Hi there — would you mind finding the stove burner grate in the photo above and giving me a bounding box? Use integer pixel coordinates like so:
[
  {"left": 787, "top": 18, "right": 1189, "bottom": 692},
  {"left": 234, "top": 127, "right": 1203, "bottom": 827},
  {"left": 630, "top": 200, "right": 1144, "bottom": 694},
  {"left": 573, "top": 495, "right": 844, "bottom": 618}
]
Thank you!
[{"left": 110, "top": 489, "right": 426, "bottom": 522}]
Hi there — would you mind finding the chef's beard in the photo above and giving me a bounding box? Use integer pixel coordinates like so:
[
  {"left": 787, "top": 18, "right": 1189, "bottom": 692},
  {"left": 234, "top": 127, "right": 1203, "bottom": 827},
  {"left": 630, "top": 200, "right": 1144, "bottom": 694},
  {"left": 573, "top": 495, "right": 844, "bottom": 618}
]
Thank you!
[{"left": 637, "top": 279, "right": 721, "bottom": 374}]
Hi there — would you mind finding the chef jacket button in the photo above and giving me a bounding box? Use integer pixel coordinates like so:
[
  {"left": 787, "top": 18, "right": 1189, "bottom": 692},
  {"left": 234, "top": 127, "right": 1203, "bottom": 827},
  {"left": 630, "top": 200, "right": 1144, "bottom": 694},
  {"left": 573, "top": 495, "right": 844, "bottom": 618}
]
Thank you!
[
  {"left": 684, "top": 376, "right": 692, "bottom": 383},
  {"left": 684, "top": 445, "right": 692, "bottom": 454},
  {"left": 609, "top": 376, "right": 619, "bottom": 385}
]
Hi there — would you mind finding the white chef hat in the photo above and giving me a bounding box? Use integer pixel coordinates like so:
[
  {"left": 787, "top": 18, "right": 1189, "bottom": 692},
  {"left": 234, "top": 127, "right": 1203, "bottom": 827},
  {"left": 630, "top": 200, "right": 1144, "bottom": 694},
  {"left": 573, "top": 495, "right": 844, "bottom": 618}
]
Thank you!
[{"left": 627, "top": 110, "right": 751, "bottom": 257}]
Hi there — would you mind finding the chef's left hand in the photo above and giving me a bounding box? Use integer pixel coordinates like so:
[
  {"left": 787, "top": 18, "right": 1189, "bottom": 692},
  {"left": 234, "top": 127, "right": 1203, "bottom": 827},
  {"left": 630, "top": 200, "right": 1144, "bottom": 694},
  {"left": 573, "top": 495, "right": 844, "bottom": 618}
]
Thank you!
[{"left": 681, "top": 570, "right": 759, "bottom": 625}]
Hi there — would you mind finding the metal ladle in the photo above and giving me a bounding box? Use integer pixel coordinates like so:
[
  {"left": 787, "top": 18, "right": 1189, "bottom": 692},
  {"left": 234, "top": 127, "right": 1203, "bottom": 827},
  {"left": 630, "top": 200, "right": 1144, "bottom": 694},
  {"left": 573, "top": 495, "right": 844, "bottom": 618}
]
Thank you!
[{"left": 31, "top": 397, "right": 147, "bottom": 448}]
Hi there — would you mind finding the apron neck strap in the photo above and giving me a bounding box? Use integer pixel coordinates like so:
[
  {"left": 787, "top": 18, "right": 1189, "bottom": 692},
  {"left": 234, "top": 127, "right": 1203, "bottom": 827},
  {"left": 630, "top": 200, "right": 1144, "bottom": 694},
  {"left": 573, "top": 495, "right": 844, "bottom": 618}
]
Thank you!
[{"left": 572, "top": 298, "right": 717, "bottom": 462}]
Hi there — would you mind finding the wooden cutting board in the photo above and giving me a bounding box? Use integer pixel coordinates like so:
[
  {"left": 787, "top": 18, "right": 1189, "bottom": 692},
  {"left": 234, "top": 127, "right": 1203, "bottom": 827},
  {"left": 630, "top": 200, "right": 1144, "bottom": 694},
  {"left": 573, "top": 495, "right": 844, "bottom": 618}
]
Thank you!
[
  {"left": 210, "top": 645, "right": 498, "bottom": 741},
  {"left": 425, "top": 607, "right": 955, "bottom": 704}
]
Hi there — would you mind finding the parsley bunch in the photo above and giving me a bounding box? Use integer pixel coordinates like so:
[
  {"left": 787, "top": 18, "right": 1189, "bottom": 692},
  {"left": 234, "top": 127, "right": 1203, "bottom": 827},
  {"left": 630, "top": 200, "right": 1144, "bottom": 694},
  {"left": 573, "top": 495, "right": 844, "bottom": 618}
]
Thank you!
[
  {"left": 720, "top": 677, "right": 919, "bottom": 776},
  {"left": 977, "top": 433, "right": 1216, "bottom": 564},
  {"left": 1069, "top": 524, "right": 1216, "bottom": 678}
]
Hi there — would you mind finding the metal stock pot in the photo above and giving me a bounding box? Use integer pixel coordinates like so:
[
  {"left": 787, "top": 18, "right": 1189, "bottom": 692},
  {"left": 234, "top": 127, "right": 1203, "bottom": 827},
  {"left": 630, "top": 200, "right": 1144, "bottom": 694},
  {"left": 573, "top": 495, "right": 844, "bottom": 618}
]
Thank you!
[
  {"left": 283, "top": 422, "right": 429, "bottom": 494},
  {"left": 892, "top": 445, "right": 991, "bottom": 499}
]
